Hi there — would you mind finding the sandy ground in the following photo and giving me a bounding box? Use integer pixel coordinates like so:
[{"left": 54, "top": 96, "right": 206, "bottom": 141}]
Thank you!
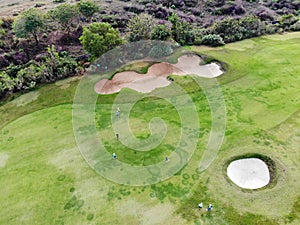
[
  {"left": 0, "top": 152, "right": 9, "bottom": 168},
  {"left": 227, "top": 158, "right": 270, "bottom": 189},
  {"left": 0, "top": 0, "right": 57, "bottom": 17},
  {"left": 95, "top": 54, "right": 223, "bottom": 94}
]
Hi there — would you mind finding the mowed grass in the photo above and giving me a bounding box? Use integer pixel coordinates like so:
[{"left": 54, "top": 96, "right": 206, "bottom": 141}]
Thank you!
[{"left": 0, "top": 32, "right": 299, "bottom": 224}]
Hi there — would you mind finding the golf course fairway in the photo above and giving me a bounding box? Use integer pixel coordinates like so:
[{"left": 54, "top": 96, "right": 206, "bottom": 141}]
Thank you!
[{"left": 0, "top": 32, "right": 299, "bottom": 225}]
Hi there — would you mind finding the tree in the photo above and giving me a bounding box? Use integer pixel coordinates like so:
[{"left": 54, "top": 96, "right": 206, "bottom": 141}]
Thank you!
[
  {"left": 79, "top": 22, "right": 123, "bottom": 58},
  {"left": 48, "top": 3, "right": 79, "bottom": 34},
  {"left": 150, "top": 24, "right": 170, "bottom": 41},
  {"left": 211, "top": 17, "right": 242, "bottom": 43},
  {"left": 77, "top": 0, "right": 99, "bottom": 18},
  {"left": 168, "top": 13, "right": 194, "bottom": 45},
  {"left": 12, "top": 8, "right": 44, "bottom": 46},
  {"left": 126, "top": 13, "right": 155, "bottom": 42},
  {"left": 239, "top": 16, "right": 264, "bottom": 39}
]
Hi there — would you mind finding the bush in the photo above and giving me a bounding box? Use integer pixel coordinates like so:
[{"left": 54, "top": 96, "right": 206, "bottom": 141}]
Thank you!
[
  {"left": 77, "top": 0, "right": 100, "bottom": 18},
  {"left": 150, "top": 24, "right": 170, "bottom": 41},
  {"left": 12, "top": 8, "right": 45, "bottom": 46},
  {"left": 126, "top": 13, "right": 155, "bottom": 42},
  {"left": 211, "top": 16, "right": 265, "bottom": 43},
  {"left": 169, "top": 13, "right": 195, "bottom": 45},
  {"left": 211, "top": 17, "right": 242, "bottom": 42},
  {"left": 80, "top": 22, "right": 123, "bottom": 58},
  {"left": 149, "top": 43, "right": 173, "bottom": 58},
  {"left": 290, "top": 21, "right": 300, "bottom": 31},
  {"left": 201, "top": 34, "right": 225, "bottom": 47}
]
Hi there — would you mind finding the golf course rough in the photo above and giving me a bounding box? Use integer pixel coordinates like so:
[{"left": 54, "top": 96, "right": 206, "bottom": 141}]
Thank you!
[{"left": 72, "top": 40, "right": 226, "bottom": 186}]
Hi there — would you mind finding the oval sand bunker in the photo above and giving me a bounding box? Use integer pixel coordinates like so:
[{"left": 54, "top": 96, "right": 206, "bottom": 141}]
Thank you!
[{"left": 227, "top": 158, "right": 270, "bottom": 189}]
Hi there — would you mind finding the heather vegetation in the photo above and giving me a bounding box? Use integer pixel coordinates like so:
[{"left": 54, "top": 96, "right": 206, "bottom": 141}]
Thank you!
[{"left": 0, "top": 0, "right": 300, "bottom": 101}]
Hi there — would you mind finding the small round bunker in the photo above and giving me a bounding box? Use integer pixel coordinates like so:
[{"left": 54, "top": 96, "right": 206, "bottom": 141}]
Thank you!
[{"left": 227, "top": 158, "right": 270, "bottom": 189}]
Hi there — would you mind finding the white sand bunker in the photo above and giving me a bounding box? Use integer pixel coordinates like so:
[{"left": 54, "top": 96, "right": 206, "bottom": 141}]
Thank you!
[
  {"left": 95, "top": 54, "right": 223, "bottom": 94},
  {"left": 227, "top": 158, "right": 270, "bottom": 189}
]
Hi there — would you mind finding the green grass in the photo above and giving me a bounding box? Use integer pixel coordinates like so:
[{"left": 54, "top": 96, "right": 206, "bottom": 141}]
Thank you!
[{"left": 0, "top": 32, "right": 300, "bottom": 224}]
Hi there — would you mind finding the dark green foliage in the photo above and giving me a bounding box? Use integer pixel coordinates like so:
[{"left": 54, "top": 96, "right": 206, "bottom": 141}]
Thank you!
[
  {"left": 79, "top": 22, "right": 123, "bottom": 58},
  {"left": 0, "top": 45, "right": 81, "bottom": 100},
  {"left": 12, "top": 8, "right": 44, "bottom": 45},
  {"left": 211, "top": 17, "right": 243, "bottom": 42},
  {"left": 239, "top": 15, "right": 265, "bottom": 39},
  {"left": 201, "top": 34, "right": 225, "bottom": 47},
  {"left": 149, "top": 43, "right": 173, "bottom": 58},
  {"left": 279, "top": 14, "right": 299, "bottom": 30},
  {"left": 168, "top": 13, "right": 195, "bottom": 45},
  {"left": 126, "top": 13, "right": 155, "bottom": 42},
  {"left": 77, "top": 0, "right": 100, "bottom": 18},
  {"left": 211, "top": 16, "right": 265, "bottom": 43},
  {"left": 48, "top": 3, "right": 79, "bottom": 34},
  {"left": 0, "top": 19, "right": 5, "bottom": 46},
  {"left": 150, "top": 24, "right": 171, "bottom": 41}
]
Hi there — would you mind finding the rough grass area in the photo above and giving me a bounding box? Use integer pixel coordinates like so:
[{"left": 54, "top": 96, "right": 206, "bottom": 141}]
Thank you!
[{"left": 0, "top": 32, "right": 299, "bottom": 224}]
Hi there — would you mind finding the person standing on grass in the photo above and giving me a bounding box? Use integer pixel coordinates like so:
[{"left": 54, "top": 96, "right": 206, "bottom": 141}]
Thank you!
[
  {"left": 207, "top": 203, "right": 213, "bottom": 211},
  {"left": 165, "top": 156, "right": 169, "bottom": 163},
  {"left": 112, "top": 153, "right": 117, "bottom": 159},
  {"left": 116, "top": 133, "right": 119, "bottom": 140},
  {"left": 116, "top": 107, "right": 120, "bottom": 117},
  {"left": 198, "top": 202, "right": 203, "bottom": 209}
]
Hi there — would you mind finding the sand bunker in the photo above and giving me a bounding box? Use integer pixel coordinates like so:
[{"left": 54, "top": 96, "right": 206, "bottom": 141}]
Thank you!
[
  {"left": 94, "top": 54, "right": 223, "bottom": 94},
  {"left": 227, "top": 158, "right": 270, "bottom": 189}
]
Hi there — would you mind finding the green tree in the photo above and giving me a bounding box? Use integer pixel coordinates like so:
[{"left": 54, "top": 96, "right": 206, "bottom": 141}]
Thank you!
[
  {"left": 150, "top": 24, "right": 170, "bottom": 41},
  {"left": 168, "top": 13, "right": 194, "bottom": 45},
  {"left": 79, "top": 22, "right": 123, "bottom": 58},
  {"left": 211, "top": 17, "right": 242, "bottom": 43},
  {"left": 48, "top": 3, "right": 79, "bottom": 34},
  {"left": 239, "top": 16, "right": 264, "bottom": 39},
  {"left": 77, "top": 0, "right": 99, "bottom": 18},
  {"left": 126, "top": 13, "right": 155, "bottom": 42},
  {"left": 12, "top": 8, "right": 44, "bottom": 46}
]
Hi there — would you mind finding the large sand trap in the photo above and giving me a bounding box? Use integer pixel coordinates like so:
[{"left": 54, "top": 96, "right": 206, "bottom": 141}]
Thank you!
[
  {"left": 94, "top": 54, "right": 223, "bottom": 94},
  {"left": 227, "top": 158, "right": 270, "bottom": 189}
]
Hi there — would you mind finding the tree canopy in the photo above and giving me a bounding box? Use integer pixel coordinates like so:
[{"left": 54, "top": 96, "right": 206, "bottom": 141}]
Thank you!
[
  {"left": 12, "top": 8, "right": 44, "bottom": 45},
  {"left": 150, "top": 24, "right": 171, "bottom": 41},
  {"left": 168, "top": 13, "right": 194, "bottom": 45},
  {"left": 77, "top": 0, "right": 100, "bottom": 18},
  {"left": 79, "top": 22, "right": 123, "bottom": 58},
  {"left": 126, "top": 13, "right": 155, "bottom": 42},
  {"left": 48, "top": 3, "right": 79, "bottom": 34}
]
